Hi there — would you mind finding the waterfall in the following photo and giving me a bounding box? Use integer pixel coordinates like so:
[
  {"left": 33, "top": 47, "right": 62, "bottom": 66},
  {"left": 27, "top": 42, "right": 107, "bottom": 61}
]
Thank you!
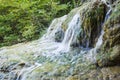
[
  {"left": 55, "top": 13, "right": 81, "bottom": 53},
  {"left": 41, "top": 15, "right": 67, "bottom": 40},
  {"left": 95, "top": 6, "right": 111, "bottom": 50},
  {"left": 38, "top": 13, "right": 81, "bottom": 56},
  {"left": 0, "top": 1, "right": 114, "bottom": 80},
  {"left": 16, "top": 13, "right": 81, "bottom": 80},
  {"left": 95, "top": 0, "right": 112, "bottom": 50},
  {"left": 85, "top": 1, "right": 112, "bottom": 62}
]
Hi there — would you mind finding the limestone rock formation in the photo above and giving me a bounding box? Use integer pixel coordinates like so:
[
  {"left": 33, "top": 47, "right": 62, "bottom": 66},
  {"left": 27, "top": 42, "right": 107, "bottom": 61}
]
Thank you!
[{"left": 0, "top": 0, "right": 120, "bottom": 80}]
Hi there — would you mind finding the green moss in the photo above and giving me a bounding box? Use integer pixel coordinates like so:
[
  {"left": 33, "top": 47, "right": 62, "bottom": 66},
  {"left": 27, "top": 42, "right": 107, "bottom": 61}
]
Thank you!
[
  {"left": 0, "top": 0, "right": 69, "bottom": 47},
  {"left": 78, "top": 2, "right": 106, "bottom": 47},
  {"left": 103, "top": 2, "right": 120, "bottom": 48},
  {"left": 61, "top": 2, "right": 91, "bottom": 31}
]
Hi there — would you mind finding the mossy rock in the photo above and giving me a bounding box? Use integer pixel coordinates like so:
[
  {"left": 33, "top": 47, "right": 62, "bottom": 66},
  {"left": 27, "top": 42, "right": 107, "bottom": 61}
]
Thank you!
[
  {"left": 78, "top": 1, "right": 107, "bottom": 48},
  {"left": 95, "top": 1, "right": 120, "bottom": 67},
  {"left": 103, "top": 2, "right": 120, "bottom": 48}
]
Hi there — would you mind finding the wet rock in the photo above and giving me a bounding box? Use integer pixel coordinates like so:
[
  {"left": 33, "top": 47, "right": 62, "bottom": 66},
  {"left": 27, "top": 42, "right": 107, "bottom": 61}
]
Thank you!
[
  {"left": 0, "top": 73, "right": 4, "bottom": 79},
  {"left": 97, "top": 45, "right": 120, "bottom": 67},
  {"left": 18, "top": 62, "right": 26, "bottom": 67},
  {"left": 97, "top": 1, "right": 120, "bottom": 67},
  {"left": 55, "top": 29, "right": 64, "bottom": 42},
  {"left": 103, "top": 1, "right": 120, "bottom": 48},
  {"left": 66, "top": 75, "right": 79, "bottom": 80},
  {"left": 78, "top": 1, "right": 107, "bottom": 48},
  {"left": 0, "top": 0, "right": 120, "bottom": 80}
]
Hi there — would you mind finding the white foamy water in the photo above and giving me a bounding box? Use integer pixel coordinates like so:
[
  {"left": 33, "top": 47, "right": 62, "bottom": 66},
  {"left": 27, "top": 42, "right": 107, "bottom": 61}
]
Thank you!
[
  {"left": 54, "top": 13, "right": 81, "bottom": 53},
  {"left": 13, "top": 13, "right": 81, "bottom": 80},
  {"left": 16, "top": 63, "right": 42, "bottom": 80},
  {"left": 0, "top": 1, "right": 112, "bottom": 80}
]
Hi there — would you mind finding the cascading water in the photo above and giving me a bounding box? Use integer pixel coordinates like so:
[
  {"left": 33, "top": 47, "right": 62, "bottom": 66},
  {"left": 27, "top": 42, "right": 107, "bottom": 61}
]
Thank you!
[
  {"left": 0, "top": 0, "right": 113, "bottom": 80},
  {"left": 85, "top": 0, "right": 112, "bottom": 62},
  {"left": 15, "top": 13, "right": 81, "bottom": 80},
  {"left": 16, "top": 63, "right": 42, "bottom": 80},
  {"left": 55, "top": 13, "right": 81, "bottom": 53},
  {"left": 41, "top": 15, "right": 67, "bottom": 40}
]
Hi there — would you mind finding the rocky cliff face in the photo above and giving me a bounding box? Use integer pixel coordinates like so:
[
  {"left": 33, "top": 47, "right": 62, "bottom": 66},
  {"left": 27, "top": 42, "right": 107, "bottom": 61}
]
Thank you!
[
  {"left": 96, "top": 0, "right": 120, "bottom": 68},
  {"left": 0, "top": 0, "right": 120, "bottom": 80}
]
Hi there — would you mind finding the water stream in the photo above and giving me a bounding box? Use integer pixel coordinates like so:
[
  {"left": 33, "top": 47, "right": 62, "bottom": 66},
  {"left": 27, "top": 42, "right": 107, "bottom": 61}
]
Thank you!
[
  {"left": 15, "top": 13, "right": 81, "bottom": 80},
  {"left": 17, "top": 2, "right": 112, "bottom": 80},
  {"left": 54, "top": 13, "right": 81, "bottom": 53},
  {"left": 85, "top": 1, "right": 112, "bottom": 62},
  {"left": 0, "top": 0, "right": 112, "bottom": 80}
]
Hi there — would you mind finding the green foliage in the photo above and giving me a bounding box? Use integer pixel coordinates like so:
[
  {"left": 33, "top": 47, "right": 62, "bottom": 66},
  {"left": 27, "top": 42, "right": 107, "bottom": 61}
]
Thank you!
[
  {"left": 0, "top": 0, "right": 69, "bottom": 47},
  {"left": 0, "top": 0, "right": 83, "bottom": 47},
  {"left": 58, "top": 0, "right": 82, "bottom": 8}
]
